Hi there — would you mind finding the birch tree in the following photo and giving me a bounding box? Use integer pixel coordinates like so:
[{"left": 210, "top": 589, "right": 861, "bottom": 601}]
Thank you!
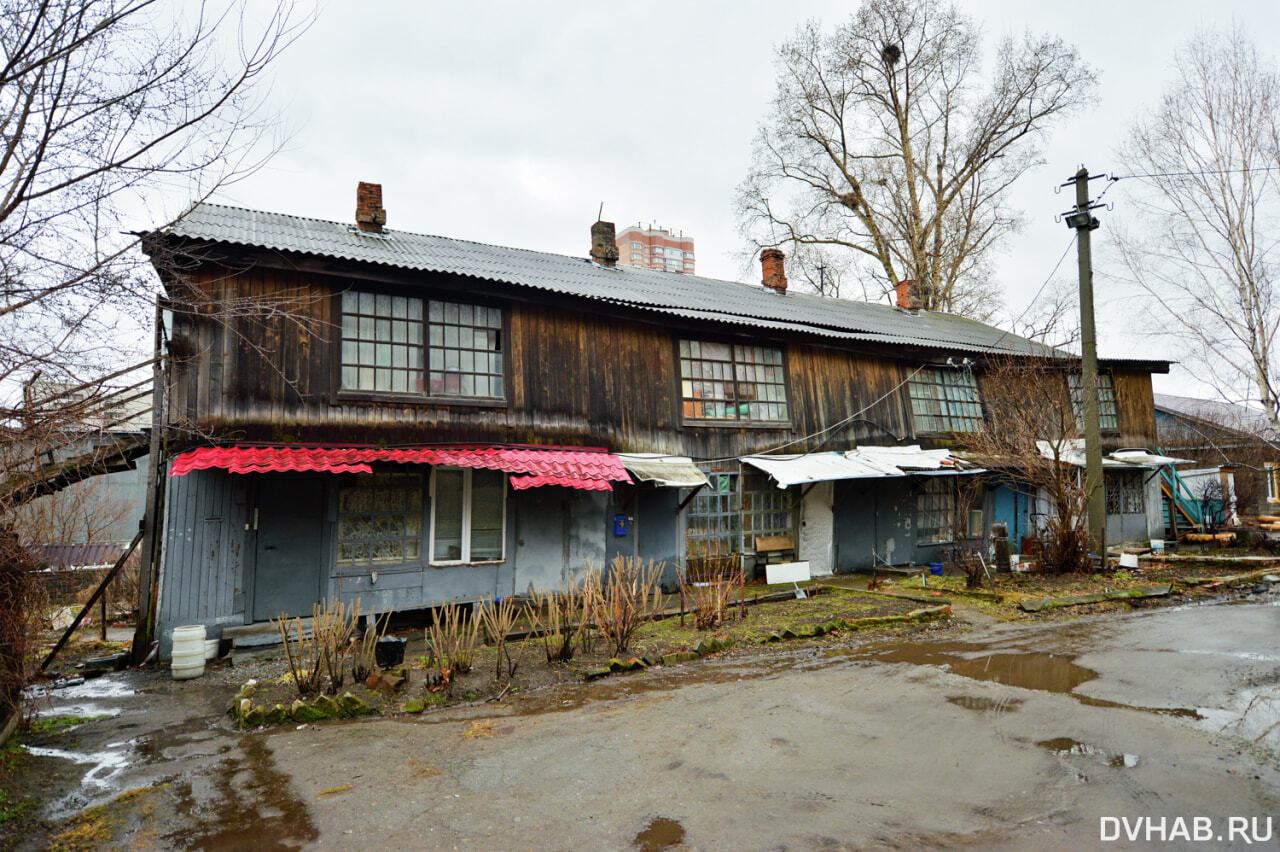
[
  {"left": 1117, "top": 27, "right": 1280, "bottom": 429},
  {"left": 737, "top": 0, "right": 1093, "bottom": 317}
]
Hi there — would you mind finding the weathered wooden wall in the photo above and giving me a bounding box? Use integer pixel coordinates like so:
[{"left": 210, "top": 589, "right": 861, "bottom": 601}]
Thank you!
[{"left": 165, "top": 263, "right": 1158, "bottom": 457}]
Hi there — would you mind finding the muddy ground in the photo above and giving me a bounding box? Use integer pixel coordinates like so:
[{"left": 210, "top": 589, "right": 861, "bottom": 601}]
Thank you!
[{"left": 4, "top": 583, "right": 1280, "bottom": 850}]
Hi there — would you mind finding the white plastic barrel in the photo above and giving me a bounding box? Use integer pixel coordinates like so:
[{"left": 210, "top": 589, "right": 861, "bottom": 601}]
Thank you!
[
  {"left": 203, "top": 638, "right": 220, "bottom": 661},
  {"left": 171, "top": 625, "right": 207, "bottom": 680}
]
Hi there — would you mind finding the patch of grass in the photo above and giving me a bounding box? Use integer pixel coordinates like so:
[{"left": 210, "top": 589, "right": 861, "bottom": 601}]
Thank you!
[
  {"left": 49, "top": 802, "right": 119, "bottom": 852},
  {"left": 462, "top": 720, "right": 498, "bottom": 739},
  {"left": 0, "top": 786, "right": 37, "bottom": 828},
  {"left": 28, "top": 715, "right": 105, "bottom": 737}
]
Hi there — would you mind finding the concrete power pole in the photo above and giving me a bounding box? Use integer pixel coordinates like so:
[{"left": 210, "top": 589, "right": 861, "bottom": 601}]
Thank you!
[{"left": 1064, "top": 167, "right": 1106, "bottom": 561}]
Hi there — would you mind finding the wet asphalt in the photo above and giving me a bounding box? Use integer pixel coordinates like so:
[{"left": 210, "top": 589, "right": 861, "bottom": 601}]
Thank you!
[{"left": 10, "top": 596, "right": 1280, "bottom": 850}]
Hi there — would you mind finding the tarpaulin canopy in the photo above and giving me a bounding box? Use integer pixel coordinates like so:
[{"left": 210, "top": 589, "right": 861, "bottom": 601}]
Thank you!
[
  {"left": 615, "top": 454, "right": 710, "bottom": 488},
  {"left": 169, "top": 445, "right": 630, "bottom": 491},
  {"left": 742, "top": 445, "right": 976, "bottom": 488}
]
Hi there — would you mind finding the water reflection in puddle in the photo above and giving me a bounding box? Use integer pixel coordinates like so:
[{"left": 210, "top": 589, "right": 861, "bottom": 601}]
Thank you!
[
  {"left": 1037, "top": 737, "right": 1139, "bottom": 769},
  {"left": 837, "top": 642, "right": 1098, "bottom": 693}
]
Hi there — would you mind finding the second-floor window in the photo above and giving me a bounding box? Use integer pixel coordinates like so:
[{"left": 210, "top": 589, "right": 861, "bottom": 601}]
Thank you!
[
  {"left": 340, "top": 290, "right": 504, "bottom": 400},
  {"left": 907, "top": 367, "right": 984, "bottom": 433},
  {"left": 679, "top": 340, "right": 789, "bottom": 423},
  {"left": 1068, "top": 373, "right": 1119, "bottom": 431}
]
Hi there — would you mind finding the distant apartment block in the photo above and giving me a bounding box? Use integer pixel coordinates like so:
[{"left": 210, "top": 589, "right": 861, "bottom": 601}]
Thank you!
[{"left": 615, "top": 223, "right": 694, "bottom": 274}]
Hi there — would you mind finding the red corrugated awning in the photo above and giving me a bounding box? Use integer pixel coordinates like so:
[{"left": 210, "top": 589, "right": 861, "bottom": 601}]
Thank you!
[{"left": 168, "top": 445, "right": 630, "bottom": 491}]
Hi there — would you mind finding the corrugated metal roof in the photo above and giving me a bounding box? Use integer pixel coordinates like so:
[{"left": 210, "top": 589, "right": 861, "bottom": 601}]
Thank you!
[
  {"left": 165, "top": 203, "right": 1068, "bottom": 358},
  {"left": 1036, "top": 440, "right": 1192, "bottom": 469},
  {"left": 169, "top": 445, "right": 629, "bottom": 491},
  {"left": 742, "top": 445, "right": 973, "bottom": 487},
  {"left": 615, "top": 454, "right": 710, "bottom": 488}
]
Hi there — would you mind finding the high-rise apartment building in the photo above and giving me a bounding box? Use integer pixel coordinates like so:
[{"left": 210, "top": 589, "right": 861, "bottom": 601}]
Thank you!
[{"left": 615, "top": 223, "right": 694, "bottom": 274}]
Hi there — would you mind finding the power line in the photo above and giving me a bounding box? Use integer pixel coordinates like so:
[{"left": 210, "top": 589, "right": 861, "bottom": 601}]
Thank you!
[
  {"left": 695, "top": 365, "right": 927, "bottom": 464},
  {"left": 987, "top": 233, "right": 1078, "bottom": 352},
  {"left": 1109, "top": 164, "right": 1280, "bottom": 181}
]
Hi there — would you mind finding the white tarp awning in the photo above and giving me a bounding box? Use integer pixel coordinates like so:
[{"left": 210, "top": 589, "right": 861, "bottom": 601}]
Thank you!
[
  {"left": 1036, "top": 440, "right": 1193, "bottom": 469},
  {"left": 615, "top": 453, "right": 710, "bottom": 488},
  {"left": 742, "top": 445, "right": 976, "bottom": 489}
]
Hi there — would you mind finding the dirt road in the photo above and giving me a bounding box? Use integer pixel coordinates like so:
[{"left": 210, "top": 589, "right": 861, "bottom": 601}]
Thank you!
[{"left": 13, "top": 598, "right": 1280, "bottom": 850}]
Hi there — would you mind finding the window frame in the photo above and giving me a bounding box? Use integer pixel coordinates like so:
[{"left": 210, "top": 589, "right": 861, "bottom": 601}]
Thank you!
[
  {"left": 331, "top": 287, "right": 510, "bottom": 409},
  {"left": 428, "top": 466, "right": 508, "bottom": 566},
  {"left": 1067, "top": 371, "right": 1120, "bottom": 432},
  {"left": 907, "top": 367, "right": 985, "bottom": 434},
  {"left": 1104, "top": 469, "right": 1146, "bottom": 515},
  {"left": 334, "top": 471, "right": 427, "bottom": 573},
  {"left": 684, "top": 465, "right": 797, "bottom": 559},
  {"left": 915, "top": 477, "right": 957, "bottom": 545},
  {"left": 676, "top": 337, "right": 792, "bottom": 427}
]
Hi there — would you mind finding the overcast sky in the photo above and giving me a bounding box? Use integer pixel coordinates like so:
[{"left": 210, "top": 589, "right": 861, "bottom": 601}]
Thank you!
[{"left": 200, "top": 0, "right": 1280, "bottom": 398}]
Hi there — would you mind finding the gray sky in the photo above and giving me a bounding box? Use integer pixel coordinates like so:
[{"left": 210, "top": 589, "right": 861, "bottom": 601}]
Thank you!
[{"left": 204, "top": 0, "right": 1280, "bottom": 398}]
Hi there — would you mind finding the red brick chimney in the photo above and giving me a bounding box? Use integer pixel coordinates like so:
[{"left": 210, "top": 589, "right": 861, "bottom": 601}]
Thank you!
[
  {"left": 355, "top": 182, "right": 386, "bottom": 233},
  {"left": 761, "top": 248, "right": 787, "bottom": 294},
  {"left": 590, "top": 220, "right": 619, "bottom": 267},
  {"left": 895, "top": 279, "right": 921, "bottom": 311}
]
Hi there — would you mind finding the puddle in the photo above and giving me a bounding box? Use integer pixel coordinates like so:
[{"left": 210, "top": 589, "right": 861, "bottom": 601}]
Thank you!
[
  {"left": 842, "top": 641, "right": 1098, "bottom": 693},
  {"left": 1037, "top": 737, "right": 1139, "bottom": 768},
  {"left": 633, "top": 816, "right": 685, "bottom": 850},
  {"left": 23, "top": 743, "right": 133, "bottom": 789},
  {"left": 947, "top": 695, "right": 1023, "bottom": 713},
  {"left": 166, "top": 734, "right": 318, "bottom": 850},
  {"left": 1196, "top": 687, "right": 1280, "bottom": 749}
]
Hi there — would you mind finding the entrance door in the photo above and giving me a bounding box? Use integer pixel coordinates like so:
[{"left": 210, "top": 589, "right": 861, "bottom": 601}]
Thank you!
[{"left": 252, "top": 477, "right": 325, "bottom": 622}]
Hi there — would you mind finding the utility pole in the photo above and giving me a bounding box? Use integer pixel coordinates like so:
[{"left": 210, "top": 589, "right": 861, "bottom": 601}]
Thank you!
[{"left": 1063, "top": 167, "right": 1106, "bottom": 562}]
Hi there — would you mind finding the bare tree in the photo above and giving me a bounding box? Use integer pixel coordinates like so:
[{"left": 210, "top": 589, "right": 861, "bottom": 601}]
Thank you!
[
  {"left": 0, "top": 0, "right": 311, "bottom": 524},
  {"left": 738, "top": 0, "right": 1093, "bottom": 317},
  {"left": 1117, "top": 27, "right": 1280, "bottom": 429},
  {"left": 959, "top": 358, "right": 1092, "bottom": 573}
]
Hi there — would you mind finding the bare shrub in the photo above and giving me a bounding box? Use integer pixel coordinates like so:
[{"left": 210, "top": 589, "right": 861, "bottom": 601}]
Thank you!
[
  {"left": 273, "top": 615, "right": 321, "bottom": 697},
  {"left": 350, "top": 608, "right": 389, "bottom": 684},
  {"left": 526, "top": 581, "right": 587, "bottom": 664},
  {"left": 424, "top": 602, "right": 481, "bottom": 675},
  {"left": 683, "top": 580, "right": 735, "bottom": 630},
  {"left": 272, "top": 598, "right": 357, "bottom": 698},
  {"left": 478, "top": 597, "right": 519, "bottom": 682},
  {"left": 583, "top": 556, "right": 665, "bottom": 657}
]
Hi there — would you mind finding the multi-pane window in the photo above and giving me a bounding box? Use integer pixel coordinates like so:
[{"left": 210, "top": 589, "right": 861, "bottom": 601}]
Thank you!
[
  {"left": 340, "top": 290, "right": 504, "bottom": 400},
  {"left": 915, "top": 477, "right": 956, "bottom": 545},
  {"left": 336, "top": 473, "right": 423, "bottom": 567},
  {"left": 1105, "top": 470, "right": 1145, "bottom": 515},
  {"left": 426, "top": 301, "right": 504, "bottom": 398},
  {"left": 685, "top": 467, "right": 796, "bottom": 559},
  {"left": 908, "top": 367, "right": 984, "bottom": 432},
  {"left": 430, "top": 468, "right": 506, "bottom": 563},
  {"left": 679, "top": 340, "right": 789, "bottom": 423},
  {"left": 1068, "top": 373, "right": 1119, "bottom": 431},
  {"left": 340, "top": 292, "right": 423, "bottom": 394}
]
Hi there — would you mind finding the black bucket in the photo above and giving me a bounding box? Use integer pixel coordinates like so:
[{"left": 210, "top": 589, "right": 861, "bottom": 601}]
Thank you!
[{"left": 375, "top": 636, "right": 406, "bottom": 669}]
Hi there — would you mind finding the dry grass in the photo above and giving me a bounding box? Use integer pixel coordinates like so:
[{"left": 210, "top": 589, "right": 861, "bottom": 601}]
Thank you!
[
  {"left": 477, "top": 597, "right": 519, "bottom": 681},
  {"left": 526, "top": 578, "right": 588, "bottom": 663}
]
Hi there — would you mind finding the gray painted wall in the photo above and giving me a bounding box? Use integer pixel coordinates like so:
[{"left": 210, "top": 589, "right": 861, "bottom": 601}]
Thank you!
[
  {"left": 155, "top": 465, "right": 250, "bottom": 657},
  {"left": 832, "top": 475, "right": 984, "bottom": 572}
]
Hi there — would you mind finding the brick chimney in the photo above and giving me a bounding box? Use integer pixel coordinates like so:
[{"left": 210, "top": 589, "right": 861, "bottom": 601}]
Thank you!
[
  {"left": 895, "top": 279, "right": 921, "bottom": 311},
  {"left": 355, "top": 181, "right": 386, "bottom": 233},
  {"left": 590, "top": 220, "right": 619, "bottom": 267},
  {"left": 761, "top": 248, "right": 787, "bottom": 294}
]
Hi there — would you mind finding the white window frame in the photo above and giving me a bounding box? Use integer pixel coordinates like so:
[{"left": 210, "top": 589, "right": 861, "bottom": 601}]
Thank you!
[{"left": 428, "top": 467, "right": 507, "bottom": 565}]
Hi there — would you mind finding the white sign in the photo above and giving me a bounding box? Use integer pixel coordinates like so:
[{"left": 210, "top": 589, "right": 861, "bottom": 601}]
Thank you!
[{"left": 766, "top": 561, "right": 811, "bottom": 585}]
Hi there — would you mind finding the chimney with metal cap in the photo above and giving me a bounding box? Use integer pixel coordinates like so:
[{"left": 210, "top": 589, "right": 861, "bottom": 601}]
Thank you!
[
  {"left": 355, "top": 181, "right": 386, "bottom": 233},
  {"left": 590, "top": 220, "right": 619, "bottom": 267},
  {"left": 761, "top": 248, "right": 787, "bottom": 294},
  {"left": 895, "top": 279, "right": 921, "bottom": 311}
]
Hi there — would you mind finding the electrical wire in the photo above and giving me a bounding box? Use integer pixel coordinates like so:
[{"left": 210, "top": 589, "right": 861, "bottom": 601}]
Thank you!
[
  {"left": 1109, "top": 164, "right": 1280, "bottom": 181},
  {"left": 694, "top": 365, "right": 927, "bottom": 464},
  {"left": 985, "top": 232, "right": 1078, "bottom": 353}
]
